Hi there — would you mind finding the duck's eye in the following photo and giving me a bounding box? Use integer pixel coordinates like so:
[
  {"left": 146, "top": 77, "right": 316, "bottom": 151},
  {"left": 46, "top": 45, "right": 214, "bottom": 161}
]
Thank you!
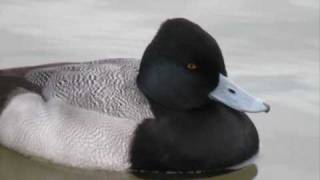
[{"left": 186, "top": 63, "right": 198, "bottom": 70}]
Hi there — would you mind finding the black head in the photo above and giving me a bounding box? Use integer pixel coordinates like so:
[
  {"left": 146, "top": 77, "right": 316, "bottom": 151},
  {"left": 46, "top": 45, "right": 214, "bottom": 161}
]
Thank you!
[{"left": 137, "top": 18, "right": 227, "bottom": 110}]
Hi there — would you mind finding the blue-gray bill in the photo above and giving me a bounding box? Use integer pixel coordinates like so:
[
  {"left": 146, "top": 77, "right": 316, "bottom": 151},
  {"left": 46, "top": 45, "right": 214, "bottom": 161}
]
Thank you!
[{"left": 209, "top": 74, "right": 270, "bottom": 113}]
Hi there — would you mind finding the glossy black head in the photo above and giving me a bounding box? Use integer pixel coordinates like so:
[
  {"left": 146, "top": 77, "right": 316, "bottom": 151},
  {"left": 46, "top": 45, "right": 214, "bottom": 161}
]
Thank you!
[{"left": 137, "top": 18, "right": 227, "bottom": 110}]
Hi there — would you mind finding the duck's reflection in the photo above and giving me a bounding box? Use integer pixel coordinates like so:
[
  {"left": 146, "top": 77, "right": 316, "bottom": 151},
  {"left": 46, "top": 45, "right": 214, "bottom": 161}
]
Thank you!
[
  {"left": 212, "top": 165, "right": 258, "bottom": 180},
  {"left": 1, "top": 145, "right": 257, "bottom": 180},
  {"left": 132, "top": 165, "right": 258, "bottom": 180},
  {"left": 0, "top": 146, "right": 137, "bottom": 180}
]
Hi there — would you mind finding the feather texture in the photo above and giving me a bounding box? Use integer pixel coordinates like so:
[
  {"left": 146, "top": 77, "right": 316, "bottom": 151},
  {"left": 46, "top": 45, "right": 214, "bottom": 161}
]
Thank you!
[
  {"left": 25, "top": 59, "right": 153, "bottom": 120},
  {"left": 0, "top": 58, "right": 154, "bottom": 170}
]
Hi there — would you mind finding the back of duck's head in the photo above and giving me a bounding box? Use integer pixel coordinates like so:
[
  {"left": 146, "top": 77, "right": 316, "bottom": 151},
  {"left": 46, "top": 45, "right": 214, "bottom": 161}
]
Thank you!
[
  {"left": 141, "top": 18, "right": 227, "bottom": 76},
  {"left": 137, "top": 18, "right": 227, "bottom": 110}
]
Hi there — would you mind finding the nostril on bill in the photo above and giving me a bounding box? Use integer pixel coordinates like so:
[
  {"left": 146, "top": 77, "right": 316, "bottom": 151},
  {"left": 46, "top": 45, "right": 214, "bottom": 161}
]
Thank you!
[{"left": 228, "top": 88, "right": 236, "bottom": 94}]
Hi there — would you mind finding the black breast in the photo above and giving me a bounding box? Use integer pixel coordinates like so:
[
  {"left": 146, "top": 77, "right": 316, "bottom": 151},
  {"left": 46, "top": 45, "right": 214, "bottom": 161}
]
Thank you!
[{"left": 129, "top": 102, "right": 259, "bottom": 172}]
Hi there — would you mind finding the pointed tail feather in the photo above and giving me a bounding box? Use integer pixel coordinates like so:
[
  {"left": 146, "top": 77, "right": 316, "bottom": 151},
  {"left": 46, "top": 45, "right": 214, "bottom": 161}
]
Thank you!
[{"left": 0, "top": 74, "right": 42, "bottom": 112}]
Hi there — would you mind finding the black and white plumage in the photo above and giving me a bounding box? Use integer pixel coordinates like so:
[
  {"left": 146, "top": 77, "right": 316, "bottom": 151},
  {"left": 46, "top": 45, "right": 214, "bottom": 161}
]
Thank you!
[
  {"left": 0, "top": 18, "right": 270, "bottom": 173},
  {"left": 0, "top": 59, "right": 153, "bottom": 171}
]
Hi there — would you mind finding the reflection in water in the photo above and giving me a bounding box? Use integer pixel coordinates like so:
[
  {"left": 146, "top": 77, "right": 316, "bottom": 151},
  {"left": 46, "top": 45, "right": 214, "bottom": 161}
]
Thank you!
[
  {"left": 132, "top": 165, "right": 258, "bottom": 180},
  {"left": 0, "top": 146, "right": 257, "bottom": 180}
]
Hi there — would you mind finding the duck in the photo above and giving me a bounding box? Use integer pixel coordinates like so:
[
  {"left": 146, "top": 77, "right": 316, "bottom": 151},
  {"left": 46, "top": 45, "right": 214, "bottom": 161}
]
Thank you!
[{"left": 0, "top": 18, "right": 270, "bottom": 173}]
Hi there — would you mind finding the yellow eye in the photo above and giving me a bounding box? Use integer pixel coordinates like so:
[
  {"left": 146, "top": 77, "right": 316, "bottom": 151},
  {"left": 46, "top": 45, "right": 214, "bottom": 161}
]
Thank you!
[{"left": 187, "top": 63, "right": 198, "bottom": 70}]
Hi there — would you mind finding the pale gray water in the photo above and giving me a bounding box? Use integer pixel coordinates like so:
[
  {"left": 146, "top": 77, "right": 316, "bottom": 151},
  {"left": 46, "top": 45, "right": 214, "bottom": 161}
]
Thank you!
[{"left": 0, "top": 0, "right": 319, "bottom": 179}]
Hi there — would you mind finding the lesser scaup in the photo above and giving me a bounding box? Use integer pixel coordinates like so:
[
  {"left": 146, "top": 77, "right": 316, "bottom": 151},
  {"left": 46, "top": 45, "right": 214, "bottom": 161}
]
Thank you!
[{"left": 0, "top": 18, "right": 269, "bottom": 172}]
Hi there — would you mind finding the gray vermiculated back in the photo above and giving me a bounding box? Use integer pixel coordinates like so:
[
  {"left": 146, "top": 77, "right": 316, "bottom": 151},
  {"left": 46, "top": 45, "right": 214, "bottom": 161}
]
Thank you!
[{"left": 25, "top": 59, "right": 153, "bottom": 121}]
